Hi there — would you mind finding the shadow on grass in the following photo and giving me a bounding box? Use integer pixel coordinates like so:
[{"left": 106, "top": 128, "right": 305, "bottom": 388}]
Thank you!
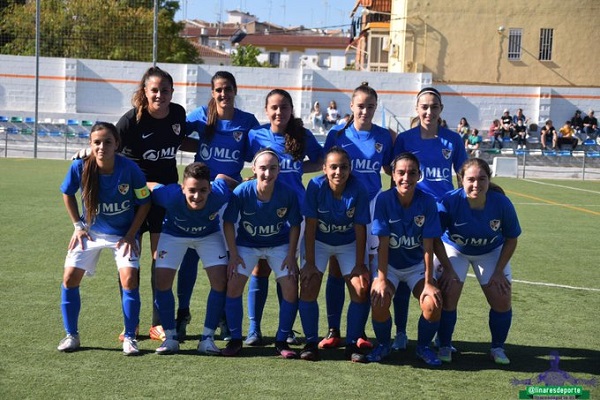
[{"left": 102, "top": 335, "right": 599, "bottom": 376}]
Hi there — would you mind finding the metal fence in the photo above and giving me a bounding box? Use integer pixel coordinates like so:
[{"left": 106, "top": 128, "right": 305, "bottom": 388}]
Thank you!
[{"left": 3, "top": 131, "right": 600, "bottom": 180}]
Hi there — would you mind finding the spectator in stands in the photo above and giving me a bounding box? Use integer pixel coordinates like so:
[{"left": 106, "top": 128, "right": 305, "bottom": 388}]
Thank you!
[
  {"left": 513, "top": 119, "right": 528, "bottom": 150},
  {"left": 500, "top": 109, "right": 514, "bottom": 141},
  {"left": 457, "top": 117, "right": 470, "bottom": 142},
  {"left": 570, "top": 110, "right": 584, "bottom": 134},
  {"left": 466, "top": 128, "right": 482, "bottom": 158},
  {"left": 457, "top": 117, "right": 470, "bottom": 133},
  {"left": 440, "top": 119, "right": 448, "bottom": 128},
  {"left": 558, "top": 121, "right": 578, "bottom": 150},
  {"left": 512, "top": 108, "right": 528, "bottom": 125},
  {"left": 583, "top": 109, "right": 599, "bottom": 142},
  {"left": 325, "top": 100, "right": 341, "bottom": 129},
  {"left": 310, "top": 101, "right": 325, "bottom": 133},
  {"left": 489, "top": 119, "right": 503, "bottom": 149},
  {"left": 340, "top": 113, "right": 351, "bottom": 126},
  {"left": 540, "top": 120, "right": 558, "bottom": 150}
]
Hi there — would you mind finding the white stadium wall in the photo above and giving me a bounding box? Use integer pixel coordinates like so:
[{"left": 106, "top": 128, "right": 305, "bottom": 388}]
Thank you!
[{"left": 0, "top": 55, "right": 599, "bottom": 133}]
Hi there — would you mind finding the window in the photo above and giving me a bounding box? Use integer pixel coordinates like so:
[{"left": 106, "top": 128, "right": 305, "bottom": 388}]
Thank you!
[
  {"left": 508, "top": 28, "right": 522, "bottom": 60},
  {"left": 539, "top": 28, "right": 553, "bottom": 61},
  {"left": 268, "top": 52, "right": 280, "bottom": 67},
  {"left": 368, "top": 35, "right": 389, "bottom": 68},
  {"left": 317, "top": 52, "right": 331, "bottom": 68}
]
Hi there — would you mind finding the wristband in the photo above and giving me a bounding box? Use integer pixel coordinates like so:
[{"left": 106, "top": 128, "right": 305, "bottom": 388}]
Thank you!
[{"left": 73, "top": 221, "right": 86, "bottom": 231}]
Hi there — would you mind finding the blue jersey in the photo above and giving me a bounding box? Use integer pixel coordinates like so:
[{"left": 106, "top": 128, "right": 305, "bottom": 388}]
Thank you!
[
  {"left": 151, "top": 179, "right": 230, "bottom": 238},
  {"left": 393, "top": 126, "right": 468, "bottom": 200},
  {"left": 372, "top": 188, "right": 442, "bottom": 270},
  {"left": 60, "top": 155, "right": 150, "bottom": 236},
  {"left": 187, "top": 106, "right": 259, "bottom": 181},
  {"left": 438, "top": 188, "right": 522, "bottom": 256},
  {"left": 247, "top": 124, "right": 323, "bottom": 203},
  {"left": 302, "top": 174, "right": 371, "bottom": 246},
  {"left": 223, "top": 179, "right": 303, "bottom": 248},
  {"left": 324, "top": 123, "right": 393, "bottom": 201}
]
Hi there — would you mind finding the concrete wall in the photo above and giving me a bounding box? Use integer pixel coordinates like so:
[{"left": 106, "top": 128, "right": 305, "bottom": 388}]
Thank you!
[
  {"left": 388, "top": 0, "right": 600, "bottom": 86},
  {"left": 1, "top": 55, "right": 599, "bottom": 133}
]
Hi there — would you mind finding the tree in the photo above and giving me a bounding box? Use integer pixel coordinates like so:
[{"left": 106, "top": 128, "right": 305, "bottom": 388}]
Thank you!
[
  {"left": 0, "top": 0, "right": 201, "bottom": 64},
  {"left": 230, "top": 44, "right": 262, "bottom": 67}
]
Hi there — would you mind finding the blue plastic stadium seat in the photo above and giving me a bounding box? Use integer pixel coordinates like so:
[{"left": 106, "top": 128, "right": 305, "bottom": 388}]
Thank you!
[
  {"left": 0, "top": 116, "right": 9, "bottom": 122},
  {"left": 557, "top": 150, "right": 571, "bottom": 157},
  {"left": 25, "top": 117, "right": 35, "bottom": 124},
  {"left": 586, "top": 151, "right": 600, "bottom": 158},
  {"left": 583, "top": 139, "right": 595, "bottom": 146},
  {"left": 67, "top": 119, "right": 79, "bottom": 126}
]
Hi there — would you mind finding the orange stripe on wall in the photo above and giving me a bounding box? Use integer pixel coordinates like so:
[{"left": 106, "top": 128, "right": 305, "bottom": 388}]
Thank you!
[{"left": 2, "top": 72, "right": 600, "bottom": 100}]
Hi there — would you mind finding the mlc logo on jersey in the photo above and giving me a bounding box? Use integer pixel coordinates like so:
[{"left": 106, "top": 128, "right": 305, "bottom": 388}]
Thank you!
[{"left": 118, "top": 184, "right": 129, "bottom": 195}]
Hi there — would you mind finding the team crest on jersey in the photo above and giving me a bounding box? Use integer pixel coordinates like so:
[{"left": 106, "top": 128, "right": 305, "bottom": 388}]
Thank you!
[
  {"left": 233, "top": 131, "right": 243, "bottom": 142},
  {"left": 375, "top": 142, "right": 383, "bottom": 153},
  {"left": 277, "top": 207, "right": 287, "bottom": 218},
  {"left": 414, "top": 215, "right": 425, "bottom": 227},
  {"left": 172, "top": 124, "right": 181, "bottom": 135},
  {"left": 490, "top": 219, "right": 501, "bottom": 231},
  {"left": 209, "top": 212, "right": 218, "bottom": 221},
  {"left": 158, "top": 250, "right": 168, "bottom": 259},
  {"left": 442, "top": 149, "right": 452, "bottom": 159},
  {"left": 346, "top": 207, "right": 355, "bottom": 218},
  {"left": 118, "top": 184, "right": 130, "bottom": 195}
]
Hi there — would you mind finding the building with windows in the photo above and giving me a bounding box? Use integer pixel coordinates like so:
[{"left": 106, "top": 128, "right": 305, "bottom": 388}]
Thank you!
[
  {"left": 181, "top": 9, "right": 353, "bottom": 70},
  {"left": 349, "top": 0, "right": 599, "bottom": 86}
]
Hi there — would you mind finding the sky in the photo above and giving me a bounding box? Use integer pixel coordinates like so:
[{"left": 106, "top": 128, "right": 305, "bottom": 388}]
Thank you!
[{"left": 175, "top": 0, "right": 356, "bottom": 31}]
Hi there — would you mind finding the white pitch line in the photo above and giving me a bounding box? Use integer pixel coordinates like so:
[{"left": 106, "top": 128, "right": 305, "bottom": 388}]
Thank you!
[
  {"left": 513, "top": 202, "right": 600, "bottom": 207},
  {"left": 521, "top": 179, "right": 600, "bottom": 195},
  {"left": 466, "top": 273, "right": 600, "bottom": 292}
]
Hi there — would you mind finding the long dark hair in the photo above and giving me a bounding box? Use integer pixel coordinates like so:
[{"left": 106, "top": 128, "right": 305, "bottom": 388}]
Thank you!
[
  {"left": 457, "top": 158, "right": 505, "bottom": 195},
  {"left": 206, "top": 71, "right": 238, "bottom": 143},
  {"left": 339, "top": 82, "right": 378, "bottom": 134},
  {"left": 81, "top": 122, "right": 121, "bottom": 225},
  {"left": 265, "top": 89, "right": 306, "bottom": 161},
  {"left": 132, "top": 66, "right": 174, "bottom": 122}
]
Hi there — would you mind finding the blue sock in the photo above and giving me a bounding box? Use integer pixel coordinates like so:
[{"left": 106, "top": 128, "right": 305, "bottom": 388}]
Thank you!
[
  {"left": 372, "top": 317, "right": 392, "bottom": 346},
  {"left": 226, "top": 296, "right": 243, "bottom": 340},
  {"left": 276, "top": 299, "right": 298, "bottom": 342},
  {"left": 122, "top": 288, "right": 140, "bottom": 338},
  {"left": 154, "top": 289, "right": 175, "bottom": 331},
  {"left": 247, "top": 275, "right": 268, "bottom": 333},
  {"left": 204, "top": 289, "right": 226, "bottom": 332},
  {"left": 298, "top": 300, "right": 319, "bottom": 344},
  {"left": 346, "top": 301, "right": 370, "bottom": 344},
  {"left": 417, "top": 314, "right": 440, "bottom": 348},
  {"left": 489, "top": 308, "right": 512, "bottom": 348},
  {"left": 177, "top": 249, "right": 199, "bottom": 310},
  {"left": 325, "top": 274, "right": 345, "bottom": 330},
  {"left": 60, "top": 285, "right": 80, "bottom": 335},
  {"left": 437, "top": 309, "right": 457, "bottom": 347},
  {"left": 393, "top": 282, "right": 411, "bottom": 334}
]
